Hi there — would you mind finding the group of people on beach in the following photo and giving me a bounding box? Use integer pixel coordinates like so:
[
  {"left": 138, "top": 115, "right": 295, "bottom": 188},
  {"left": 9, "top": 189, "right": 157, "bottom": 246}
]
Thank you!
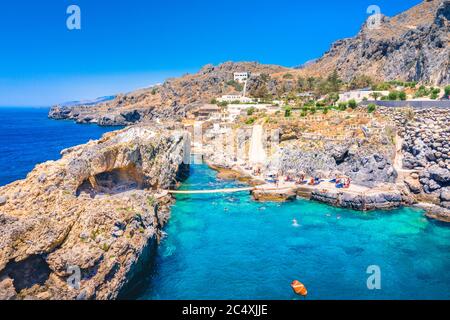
[
  {"left": 247, "top": 161, "right": 354, "bottom": 190},
  {"left": 261, "top": 170, "right": 352, "bottom": 190},
  {"left": 333, "top": 176, "right": 352, "bottom": 189}
]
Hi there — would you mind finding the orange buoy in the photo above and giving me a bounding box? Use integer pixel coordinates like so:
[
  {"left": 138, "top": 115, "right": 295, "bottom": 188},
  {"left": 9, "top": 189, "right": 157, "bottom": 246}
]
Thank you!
[{"left": 291, "top": 280, "right": 308, "bottom": 297}]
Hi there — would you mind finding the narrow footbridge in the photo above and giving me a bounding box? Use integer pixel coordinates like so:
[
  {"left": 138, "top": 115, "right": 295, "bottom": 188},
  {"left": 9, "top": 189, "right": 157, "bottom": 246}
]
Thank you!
[
  {"left": 165, "top": 186, "right": 293, "bottom": 195},
  {"left": 166, "top": 187, "right": 254, "bottom": 194}
]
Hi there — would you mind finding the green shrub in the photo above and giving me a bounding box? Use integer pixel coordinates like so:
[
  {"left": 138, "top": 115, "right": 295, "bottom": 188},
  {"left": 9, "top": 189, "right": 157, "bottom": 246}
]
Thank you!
[
  {"left": 430, "top": 88, "right": 441, "bottom": 100},
  {"left": 372, "top": 82, "right": 391, "bottom": 91},
  {"left": 247, "top": 107, "right": 256, "bottom": 116},
  {"left": 338, "top": 102, "right": 347, "bottom": 111},
  {"left": 310, "top": 106, "right": 317, "bottom": 114},
  {"left": 398, "top": 91, "right": 407, "bottom": 100},
  {"left": 414, "top": 85, "right": 430, "bottom": 98},
  {"left": 322, "top": 107, "right": 329, "bottom": 115},
  {"left": 348, "top": 99, "right": 357, "bottom": 109},
  {"left": 388, "top": 91, "right": 398, "bottom": 100},
  {"left": 367, "top": 103, "right": 377, "bottom": 113},
  {"left": 445, "top": 85, "right": 450, "bottom": 97},
  {"left": 245, "top": 117, "right": 256, "bottom": 125},
  {"left": 284, "top": 106, "right": 292, "bottom": 117},
  {"left": 227, "top": 80, "right": 243, "bottom": 92}
]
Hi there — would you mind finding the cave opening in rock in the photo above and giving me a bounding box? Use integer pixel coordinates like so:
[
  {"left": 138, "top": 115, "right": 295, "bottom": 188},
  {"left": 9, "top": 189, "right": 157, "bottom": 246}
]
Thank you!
[
  {"left": 0, "top": 255, "right": 51, "bottom": 292},
  {"left": 76, "top": 165, "right": 144, "bottom": 197},
  {"left": 176, "top": 163, "right": 190, "bottom": 183}
]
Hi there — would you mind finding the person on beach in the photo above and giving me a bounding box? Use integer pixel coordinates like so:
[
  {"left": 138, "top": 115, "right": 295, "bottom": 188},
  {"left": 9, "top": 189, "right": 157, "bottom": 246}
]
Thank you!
[{"left": 344, "top": 177, "right": 351, "bottom": 189}]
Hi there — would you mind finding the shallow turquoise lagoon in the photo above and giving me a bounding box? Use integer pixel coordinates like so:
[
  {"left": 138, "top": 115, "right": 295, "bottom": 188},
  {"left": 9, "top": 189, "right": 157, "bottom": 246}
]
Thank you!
[{"left": 134, "top": 163, "right": 450, "bottom": 300}]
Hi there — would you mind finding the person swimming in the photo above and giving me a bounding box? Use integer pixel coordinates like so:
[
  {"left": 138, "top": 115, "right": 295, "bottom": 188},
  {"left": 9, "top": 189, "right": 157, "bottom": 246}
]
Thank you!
[{"left": 292, "top": 218, "right": 300, "bottom": 227}]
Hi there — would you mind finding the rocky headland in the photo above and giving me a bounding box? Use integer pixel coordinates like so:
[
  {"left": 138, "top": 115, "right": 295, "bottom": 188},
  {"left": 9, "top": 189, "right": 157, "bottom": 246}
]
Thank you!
[
  {"left": 0, "top": 125, "right": 190, "bottom": 300},
  {"left": 48, "top": 62, "right": 288, "bottom": 126}
]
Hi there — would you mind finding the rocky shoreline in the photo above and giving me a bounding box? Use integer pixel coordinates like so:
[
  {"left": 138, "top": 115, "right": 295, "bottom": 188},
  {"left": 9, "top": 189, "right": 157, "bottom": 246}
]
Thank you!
[
  {"left": 207, "top": 159, "right": 412, "bottom": 210},
  {"left": 202, "top": 107, "right": 450, "bottom": 221},
  {"left": 0, "top": 125, "right": 190, "bottom": 300}
]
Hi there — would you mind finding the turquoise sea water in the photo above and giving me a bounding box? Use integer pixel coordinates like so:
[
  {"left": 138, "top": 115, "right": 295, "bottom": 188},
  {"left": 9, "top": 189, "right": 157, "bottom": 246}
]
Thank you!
[
  {"left": 0, "top": 107, "right": 121, "bottom": 186},
  {"left": 133, "top": 163, "right": 450, "bottom": 300}
]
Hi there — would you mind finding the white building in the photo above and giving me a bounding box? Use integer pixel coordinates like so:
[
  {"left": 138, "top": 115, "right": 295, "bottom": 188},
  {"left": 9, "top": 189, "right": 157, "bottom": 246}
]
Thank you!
[
  {"left": 233, "top": 72, "right": 249, "bottom": 83},
  {"left": 339, "top": 90, "right": 390, "bottom": 103},
  {"left": 217, "top": 95, "right": 254, "bottom": 104}
]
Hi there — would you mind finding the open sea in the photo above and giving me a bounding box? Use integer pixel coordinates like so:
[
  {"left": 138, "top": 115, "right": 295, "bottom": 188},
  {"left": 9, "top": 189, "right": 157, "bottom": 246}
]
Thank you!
[
  {"left": 0, "top": 107, "right": 121, "bottom": 186},
  {"left": 1, "top": 107, "right": 450, "bottom": 300}
]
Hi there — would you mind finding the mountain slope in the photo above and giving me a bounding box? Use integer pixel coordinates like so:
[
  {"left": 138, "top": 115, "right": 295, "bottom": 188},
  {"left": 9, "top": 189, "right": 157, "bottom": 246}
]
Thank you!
[
  {"left": 299, "top": 0, "right": 449, "bottom": 84},
  {"left": 49, "top": 62, "right": 288, "bottom": 125}
]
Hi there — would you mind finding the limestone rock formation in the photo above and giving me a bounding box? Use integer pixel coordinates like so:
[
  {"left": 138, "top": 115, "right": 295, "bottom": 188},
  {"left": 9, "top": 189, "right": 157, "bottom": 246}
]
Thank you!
[
  {"left": 0, "top": 125, "right": 190, "bottom": 300},
  {"left": 381, "top": 106, "right": 450, "bottom": 220},
  {"left": 271, "top": 142, "right": 397, "bottom": 188}
]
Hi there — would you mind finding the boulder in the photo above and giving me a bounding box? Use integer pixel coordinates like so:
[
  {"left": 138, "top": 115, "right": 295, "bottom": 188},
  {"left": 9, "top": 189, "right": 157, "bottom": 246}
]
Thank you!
[
  {"left": 428, "top": 179, "right": 442, "bottom": 191},
  {"left": 428, "top": 166, "right": 450, "bottom": 184},
  {"left": 0, "top": 277, "right": 16, "bottom": 300},
  {"left": 405, "top": 177, "right": 422, "bottom": 194},
  {"left": 441, "top": 188, "right": 450, "bottom": 202}
]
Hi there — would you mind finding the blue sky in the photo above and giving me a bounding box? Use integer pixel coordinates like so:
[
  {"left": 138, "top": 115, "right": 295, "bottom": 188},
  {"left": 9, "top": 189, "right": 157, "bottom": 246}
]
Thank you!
[{"left": 0, "top": 0, "right": 421, "bottom": 106}]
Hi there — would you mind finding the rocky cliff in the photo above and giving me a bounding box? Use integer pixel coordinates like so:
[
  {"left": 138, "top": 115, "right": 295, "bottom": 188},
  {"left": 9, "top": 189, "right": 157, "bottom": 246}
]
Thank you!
[
  {"left": 270, "top": 140, "right": 397, "bottom": 188},
  {"left": 0, "top": 125, "right": 190, "bottom": 300},
  {"left": 383, "top": 106, "right": 450, "bottom": 220},
  {"left": 299, "top": 0, "right": 450, "bottom": 85},
  {"left": 202, "top": 111, "right": 398, "bottom": 188}
]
